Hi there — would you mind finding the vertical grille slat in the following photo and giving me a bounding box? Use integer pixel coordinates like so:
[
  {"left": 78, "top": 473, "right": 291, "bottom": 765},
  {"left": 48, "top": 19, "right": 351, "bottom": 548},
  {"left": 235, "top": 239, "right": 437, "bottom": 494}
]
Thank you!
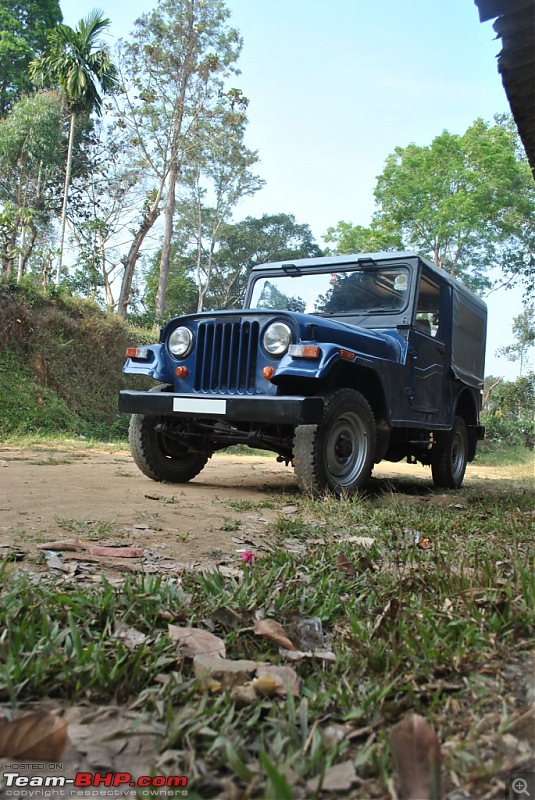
[{"left": 194, "top": 319, "right": 259, "bottom": 394}]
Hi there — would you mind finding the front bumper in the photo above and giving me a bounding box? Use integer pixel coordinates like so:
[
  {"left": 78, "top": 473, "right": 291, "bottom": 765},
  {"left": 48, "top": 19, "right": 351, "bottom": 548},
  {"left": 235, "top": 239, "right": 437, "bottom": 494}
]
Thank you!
[{"left": 118, "top": 391, "right": 324, "bottom": 425}]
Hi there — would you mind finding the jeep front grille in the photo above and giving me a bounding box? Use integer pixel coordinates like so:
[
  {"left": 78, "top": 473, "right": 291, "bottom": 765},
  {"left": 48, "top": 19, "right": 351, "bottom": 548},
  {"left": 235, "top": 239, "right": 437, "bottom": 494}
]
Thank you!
[{"left": 194, "top": 319, "right": 259, "bottom": 394}]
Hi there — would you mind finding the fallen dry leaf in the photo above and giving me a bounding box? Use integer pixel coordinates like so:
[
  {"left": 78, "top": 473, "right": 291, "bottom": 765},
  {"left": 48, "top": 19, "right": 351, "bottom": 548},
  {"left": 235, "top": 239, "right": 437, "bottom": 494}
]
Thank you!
[
  {"left": 212, "top": 606, "right": 246, "bottom": 629},
  {"left": 280, "top": 647, "right": 336, "bottom": 663},
  {"left": 255, "top": 664, "right": 300, "bottom": 697},
  {"left": 372, "top": 598, "right": 401, "bottom": 637},
  {"left": 307, "top": 759, "right": 357, "bottom": 793},
  {"left": 113, "top": 620, "right": 148, "bottom": 650},
  {"left": 88, "top": 546, "right": 143, "bottom": 558},
  {"left": 193, "top": 655, "right": 256, "bottom": 686},
  {"left": 38, "top": 540, "right": 81, "bottom": 552},
  {"left": 389, "top": 714, "right": 441, "bottom": 800},
  {"left": 230, "top": 684, "right": 258, "bottom": 706},
  {"left": 253, "top": 618, "right": 296, "bottom": 650},
  {"left": 337, "top": 552, "right": 356, "bottom": 576},
  {"left": 0, "top": 711, "right": 68, "bottom": 759},
  {"left": 337, "top": 535, "right": 376, "bottom": 547},
  {"left": 168, "top": 624, "right": 226, "bottom": 658}
]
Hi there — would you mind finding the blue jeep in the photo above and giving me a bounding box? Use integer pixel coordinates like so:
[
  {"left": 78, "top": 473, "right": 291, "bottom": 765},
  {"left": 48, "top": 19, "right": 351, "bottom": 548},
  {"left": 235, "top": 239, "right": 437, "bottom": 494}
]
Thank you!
[{"left": 119, "top": 252, "right": 486, "bottom": 496}]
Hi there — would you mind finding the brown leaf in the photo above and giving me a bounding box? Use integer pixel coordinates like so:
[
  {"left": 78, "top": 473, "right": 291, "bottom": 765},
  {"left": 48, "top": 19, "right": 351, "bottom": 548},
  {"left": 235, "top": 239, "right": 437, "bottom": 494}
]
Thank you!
[
  {"left": 213, "top": 606, "right": 246, "bottom": 629},
  {"left": 337, "top": 552, "right": 356, "bottom": 576},
  {"left": 306, "top": 759, "right": 357, "bottom": 793},
  {"left": 88, "top": 546, "right": 143, "bottom": 558},
  {"left": 113, "top": 620, "right": 148, "bottom": 650},
  {"left": 255, "top": 664, "right": 300, "bottom": 697},
  {"left": 38, "top": 540, "right": 81, "bottom": 552},
  {"left": 389, "top": 714, "right": 441, "bottom": 800},
  {"left": 372, "top": 598, "right": 401, "bottom": 636},
  {"left": 0, "top": 711, "right": 68, "bottom": 759},
  {"left": 193, "top": 655, "right": 256, "bottom": 686},
  {"left": 168, "top": 624, "right": 226, "bottom": 657},
  {"left": 253, "top": 619, "right": 296, "bottom": 650}
]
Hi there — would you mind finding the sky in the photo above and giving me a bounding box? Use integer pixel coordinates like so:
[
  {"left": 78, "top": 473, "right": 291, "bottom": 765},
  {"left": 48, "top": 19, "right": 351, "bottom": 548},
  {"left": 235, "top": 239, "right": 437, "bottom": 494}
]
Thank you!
[{"left": 59, "top": 0, "right": 532, "bottom": 380}]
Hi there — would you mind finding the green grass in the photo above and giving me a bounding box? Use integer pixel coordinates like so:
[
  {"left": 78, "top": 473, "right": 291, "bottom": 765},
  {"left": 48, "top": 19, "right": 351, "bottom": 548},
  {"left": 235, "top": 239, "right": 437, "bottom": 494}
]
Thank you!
[
  {"left": 475, "top": 440, "right": 534, "bottom": 466},
  {"left": 1, "top": 472, "right": 533, "bottom": 799}
]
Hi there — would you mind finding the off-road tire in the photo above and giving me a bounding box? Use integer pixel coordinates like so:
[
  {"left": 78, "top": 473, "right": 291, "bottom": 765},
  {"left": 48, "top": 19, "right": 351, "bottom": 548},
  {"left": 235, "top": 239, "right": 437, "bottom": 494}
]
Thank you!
[
  {"left": 293, "top": 389, "right": 376, "bottom": 497},
  {"left": 431, "top": 415, "right": 468, "bottom": 489},
  {"left": 129, "top": 385, "right": 211, "bottom": 482}
]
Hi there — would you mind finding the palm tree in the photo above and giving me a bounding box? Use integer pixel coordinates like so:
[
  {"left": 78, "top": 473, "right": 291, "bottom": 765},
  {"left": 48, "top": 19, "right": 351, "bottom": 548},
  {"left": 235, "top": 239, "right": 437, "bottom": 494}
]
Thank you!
[{"left": 30, "top": 10, "right": 118, "bottom": 284}]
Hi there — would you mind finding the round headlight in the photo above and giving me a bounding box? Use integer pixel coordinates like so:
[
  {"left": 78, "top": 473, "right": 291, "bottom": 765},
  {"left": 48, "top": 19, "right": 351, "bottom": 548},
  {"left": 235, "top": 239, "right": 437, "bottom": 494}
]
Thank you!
[
  {"left": 169, "top": 326, "right": 193, "bottom": 357},
  {"left": 263, "top": 322, "right": 292, "bottom": 356}
]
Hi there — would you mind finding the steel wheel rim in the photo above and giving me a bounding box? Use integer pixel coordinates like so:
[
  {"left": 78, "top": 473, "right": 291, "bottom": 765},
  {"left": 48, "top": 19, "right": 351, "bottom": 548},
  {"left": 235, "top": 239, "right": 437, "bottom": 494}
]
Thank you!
[
  {"left": 450, "top": 430, "right": 466, "bottom": 480},
  {"left": 325, "top": 411, "right": 369, "bottom": 486}
]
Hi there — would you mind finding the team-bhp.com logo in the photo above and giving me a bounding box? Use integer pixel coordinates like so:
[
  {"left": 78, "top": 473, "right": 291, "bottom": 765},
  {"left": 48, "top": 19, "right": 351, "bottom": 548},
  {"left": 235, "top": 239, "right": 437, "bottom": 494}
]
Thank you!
[{"left": 2, "top": 770, "right": 188, "bottom": 795}]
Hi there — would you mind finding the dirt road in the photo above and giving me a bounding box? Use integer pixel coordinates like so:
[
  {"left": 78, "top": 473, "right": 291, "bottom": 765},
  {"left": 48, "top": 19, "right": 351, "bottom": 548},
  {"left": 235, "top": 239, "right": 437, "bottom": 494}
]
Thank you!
[{"left": 0, "top": 443, "right": 529, "bottom": 577}]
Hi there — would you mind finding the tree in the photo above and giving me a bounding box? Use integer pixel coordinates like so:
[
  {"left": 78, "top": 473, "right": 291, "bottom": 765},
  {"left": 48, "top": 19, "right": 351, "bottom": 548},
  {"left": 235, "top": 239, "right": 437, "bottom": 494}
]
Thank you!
[
  {"left": 483, "top": 372, "right": 534, "bottom": 448},
  {"left": 115, "top": 0, "right": 246, "bottom": 319},
  {"left": 140, "top": 212, "right": 322, "bottom": 320},
  {"left": 67, "top": 121, "right": 143, "bottom": 309},
  {"left": 324, "top": 220, "right": 403, "bottom": 256},
  {"left": 30, "top": 10, "right": 118, "bottom": 284},
  {"left": 171, "top": 95, "right": 263, "bottom": 316},
  {"left": 496, "top": 304, "right": 534, "bottom": 376},
  {"left": 0, "top": 0, "right": 62, "bottom": 116},
  {"left": 326, "top": 117, "right": 535, "bottom": 294},
  {"left": 205, "top": 213, "right": 323, "bottom": 310},
  {"left": 0, "top": 91, "right": 65, "bottom": 278}
]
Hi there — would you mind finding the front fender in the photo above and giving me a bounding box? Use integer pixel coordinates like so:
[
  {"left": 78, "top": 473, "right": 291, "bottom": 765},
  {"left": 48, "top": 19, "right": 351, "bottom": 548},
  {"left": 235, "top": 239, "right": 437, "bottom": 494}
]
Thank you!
[
  {"left": 272, "top": 343, "right": 368, "bottom": 382},
  {"left": 122, "top": 343, "right": 170, "bottom": 382}
]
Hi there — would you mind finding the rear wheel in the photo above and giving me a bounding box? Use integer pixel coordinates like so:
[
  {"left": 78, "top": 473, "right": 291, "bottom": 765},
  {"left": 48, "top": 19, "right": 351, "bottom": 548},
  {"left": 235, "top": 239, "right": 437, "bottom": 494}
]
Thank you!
[
  {"left": 431, "top": 416, "right": 468, "bottom": 489},
  {"left": 129, "top": 385, "right": 211, "bottom": 482},
  {"left": 293, "top": 389, "right": 375, "bottom": 497}
]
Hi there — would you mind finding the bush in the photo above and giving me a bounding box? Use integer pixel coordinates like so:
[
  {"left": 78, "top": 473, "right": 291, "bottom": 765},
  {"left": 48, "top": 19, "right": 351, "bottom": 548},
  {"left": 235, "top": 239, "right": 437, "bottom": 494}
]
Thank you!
[{"left": 0, "top": 281, "right": 154, "bottom": 439}]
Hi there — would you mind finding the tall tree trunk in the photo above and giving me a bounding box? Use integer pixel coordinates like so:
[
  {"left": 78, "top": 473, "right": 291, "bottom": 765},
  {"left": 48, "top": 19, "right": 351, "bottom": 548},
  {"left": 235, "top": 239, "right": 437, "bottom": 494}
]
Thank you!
[
  {"left": 155, "top": 157, "right": 178, "bottom": 322},
  {"left": 16, "top": 225, "right": 26, "bottom": 282},
  {"left": 57, "top": 112, "right": 76, "bottom": 284},
  {"left": 117, "top": 186, "right": 163, "bottom": 319},
  {"left": 98, "top": 229, "right": 115, "bottom": 310}
]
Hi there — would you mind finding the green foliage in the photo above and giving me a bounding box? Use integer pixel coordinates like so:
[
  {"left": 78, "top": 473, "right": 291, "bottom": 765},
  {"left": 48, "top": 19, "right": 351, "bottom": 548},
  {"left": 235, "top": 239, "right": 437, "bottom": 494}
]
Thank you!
[
  {"left": 482, "top": 372, "right": 535, "bottom": 449},
  {"left": 0, "top": 279, "right": 153, "bottom": 438},
  {"left": 30, "top": 11, "right": 118, "bottom": 115},
  {"left": 325, "top": 116, "right": 535, "bottom": 295},
  {"left": 0, "top": 348, "right": 84, "bottom": 436},
  {"left": 0, "top": 91, "right": 65, "bottom": 276},
  {"left": 0, "top": 0, "right": 62, "bottom": 115},
  {"left": 142, "top": 213, "right": 323, "bottom": 320},
  {"left": 206, "top": 213, "right": 323, "bottom": 310},
  {"left": 324, "top": 219, "right": 403, "bottom": 256}
]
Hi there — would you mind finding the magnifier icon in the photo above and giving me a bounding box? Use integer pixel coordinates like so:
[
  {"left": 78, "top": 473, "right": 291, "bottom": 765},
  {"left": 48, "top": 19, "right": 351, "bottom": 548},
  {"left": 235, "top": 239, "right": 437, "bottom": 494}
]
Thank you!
[{"left": 513, "top": 778, "right": 531, "bottom": 797}]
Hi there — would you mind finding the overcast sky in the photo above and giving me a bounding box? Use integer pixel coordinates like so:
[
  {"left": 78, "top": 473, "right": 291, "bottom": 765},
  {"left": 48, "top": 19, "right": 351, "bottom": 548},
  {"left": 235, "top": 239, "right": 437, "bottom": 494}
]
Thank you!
[{"left": 60, "top": 0, "right": 530, "bottom": 379}]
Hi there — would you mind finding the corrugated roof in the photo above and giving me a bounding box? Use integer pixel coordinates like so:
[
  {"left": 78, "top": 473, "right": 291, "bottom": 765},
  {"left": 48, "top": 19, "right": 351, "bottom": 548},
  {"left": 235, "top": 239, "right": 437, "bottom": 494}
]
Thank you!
[{"left": 474, "top": 0, "right": 535, "bottom": 177}]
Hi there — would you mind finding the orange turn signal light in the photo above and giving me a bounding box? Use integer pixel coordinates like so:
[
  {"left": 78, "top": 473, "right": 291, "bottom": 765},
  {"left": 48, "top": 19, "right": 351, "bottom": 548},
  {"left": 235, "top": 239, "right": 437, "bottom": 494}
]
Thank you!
[
  {"left": 339, "top": 349, "right": 356, "bottom": 361},
  {"left": 262, "top": 366, "right": 275, "bottom": 379},
  {"left": 126, "top": 347, "right": 150, "bottom": 359},
  {"left": 175, "top": 366, "right": 189, "bottom": 378}
]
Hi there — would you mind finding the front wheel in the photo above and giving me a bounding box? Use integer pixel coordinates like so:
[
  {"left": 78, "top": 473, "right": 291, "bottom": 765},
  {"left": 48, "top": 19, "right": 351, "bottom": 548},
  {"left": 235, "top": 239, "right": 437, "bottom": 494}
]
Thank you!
[
  {"left": 129, "top": 385, "right": 211, "bottom": 483},
  {"left": 293, "top": 389, "right": 376, "bottom": 497},
  {"left": 431, "top": 416, "right": 468, "bottom": 489}
]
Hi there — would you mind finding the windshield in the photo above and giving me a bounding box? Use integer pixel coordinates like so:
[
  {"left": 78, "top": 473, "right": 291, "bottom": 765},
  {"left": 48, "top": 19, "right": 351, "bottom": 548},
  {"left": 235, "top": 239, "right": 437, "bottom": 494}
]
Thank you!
[{"left": 249, "top": 267, "right": 410, "bottom": 316}]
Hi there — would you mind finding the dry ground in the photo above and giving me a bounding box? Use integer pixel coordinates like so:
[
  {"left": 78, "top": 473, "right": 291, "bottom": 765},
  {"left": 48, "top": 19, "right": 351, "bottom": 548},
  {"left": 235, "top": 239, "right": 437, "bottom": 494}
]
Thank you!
[{"left": 0, "top": 444, "right": 531, "bottom": 577}]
